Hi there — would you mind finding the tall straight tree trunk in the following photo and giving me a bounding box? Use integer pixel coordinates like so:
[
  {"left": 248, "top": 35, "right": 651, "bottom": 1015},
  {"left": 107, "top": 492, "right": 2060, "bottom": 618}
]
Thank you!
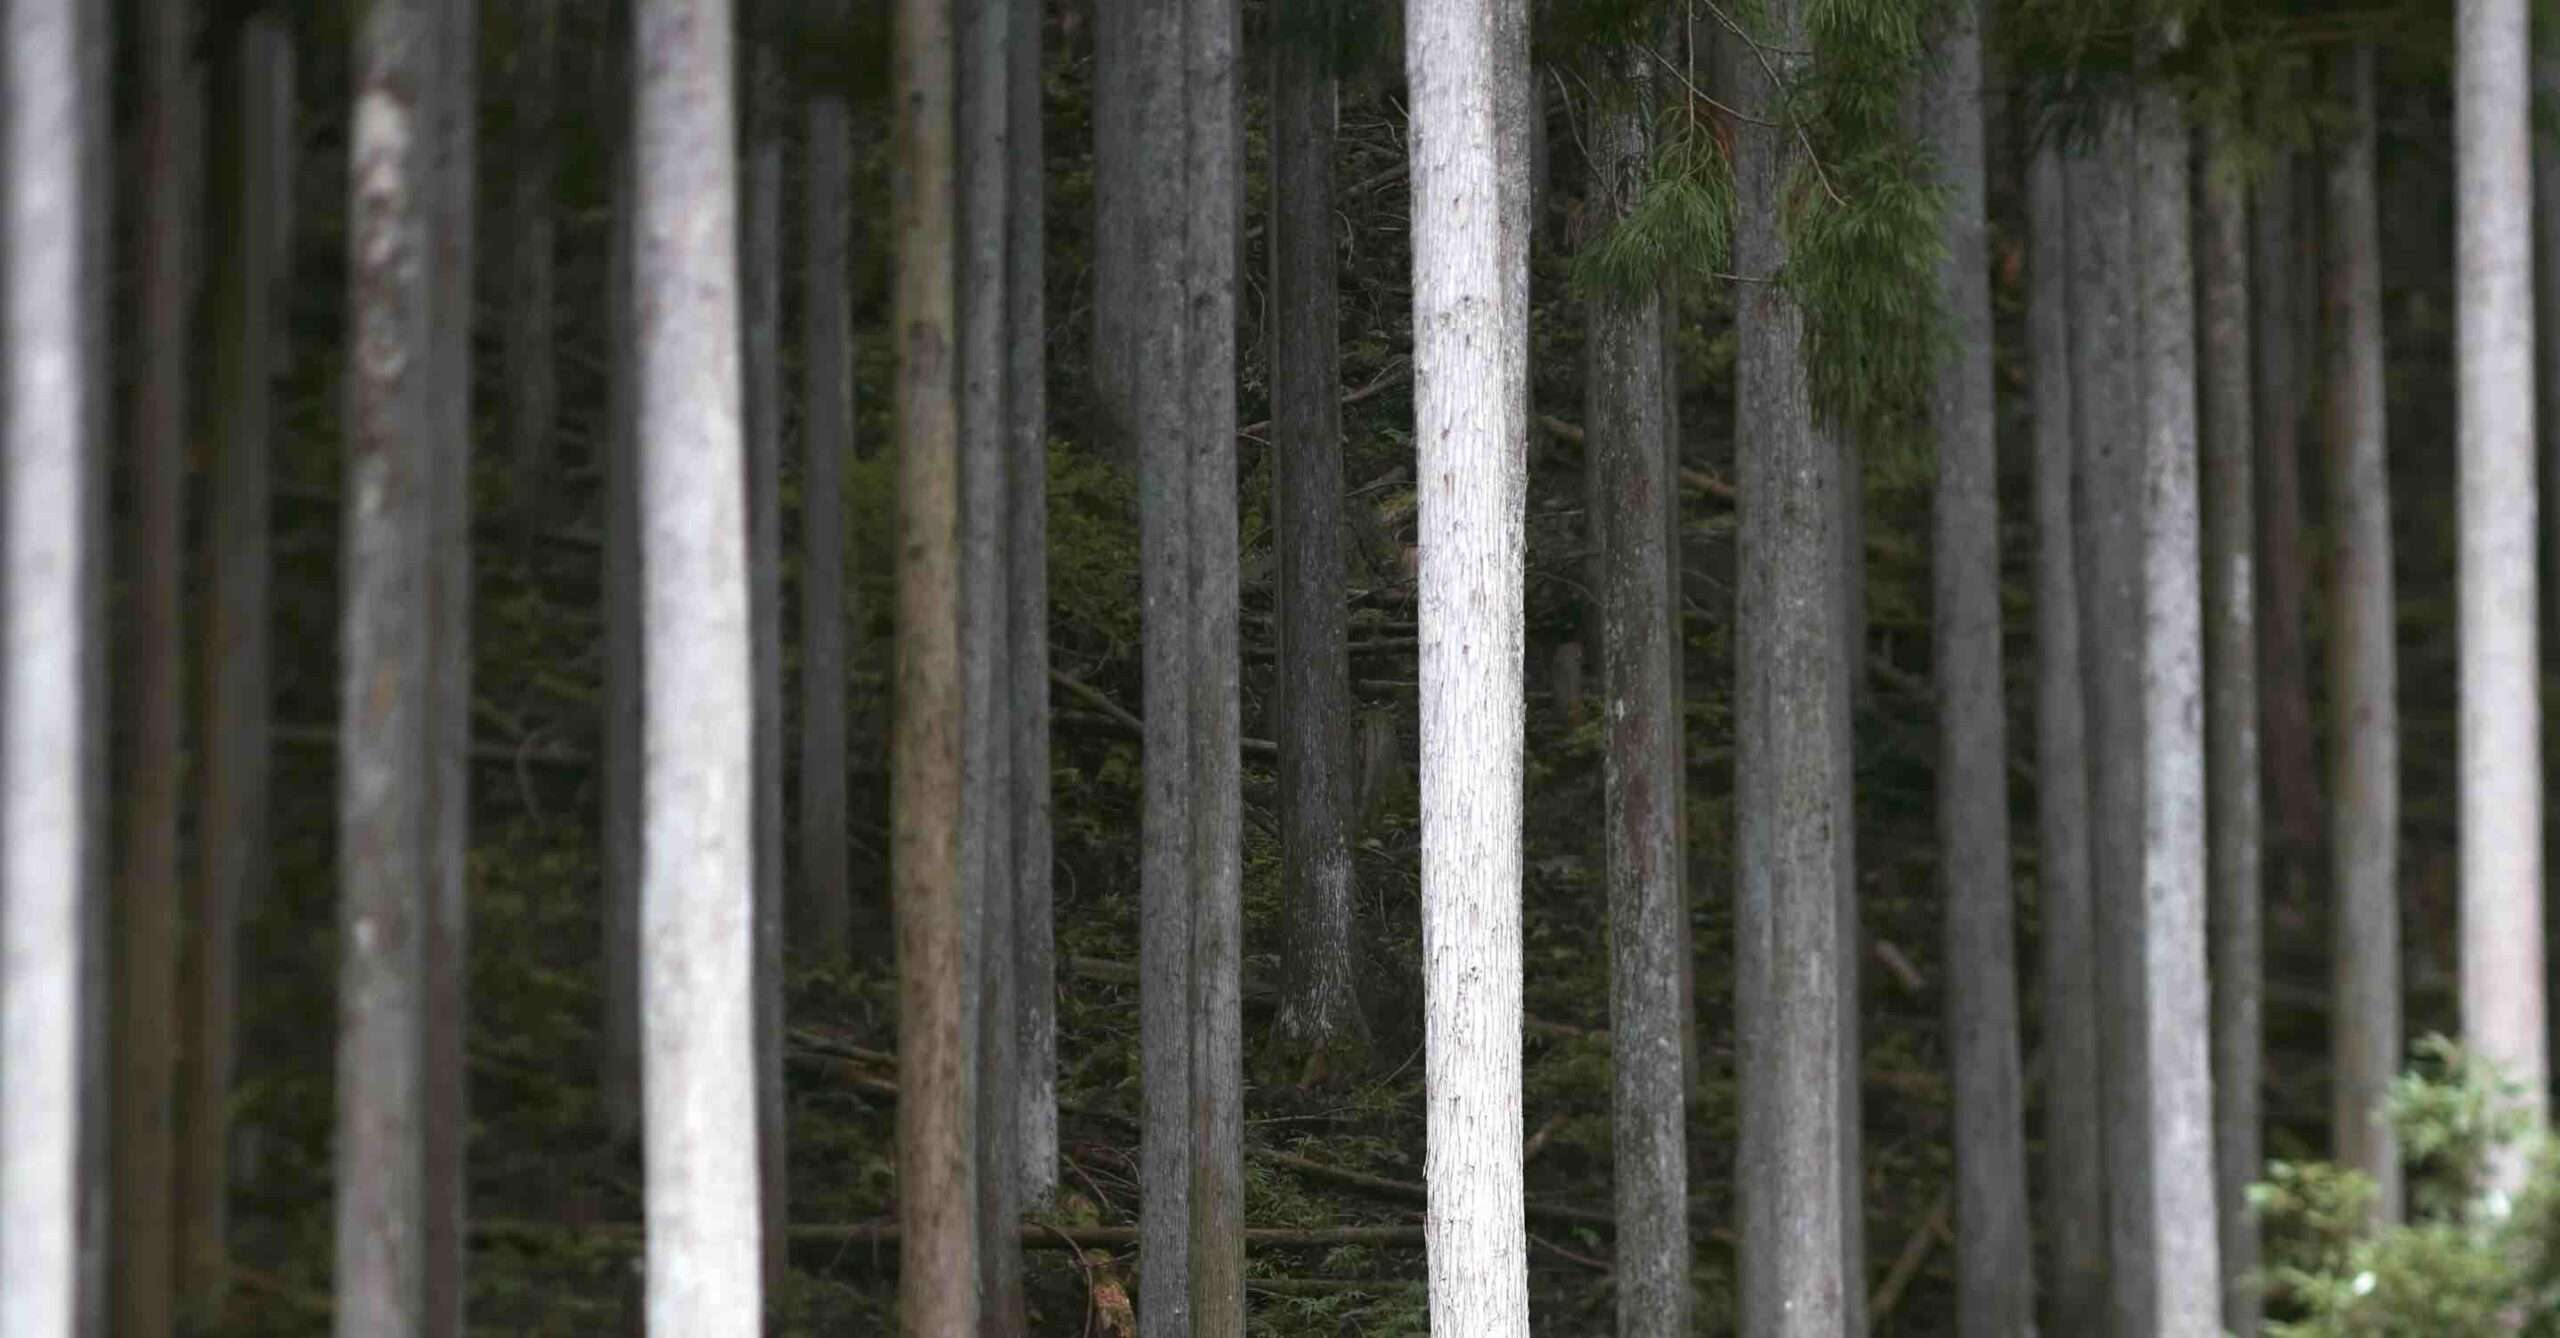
[
  {"left": 1922, "top": 5, "right": 2031, "bottom": 1329},
  {"left": 1409, "top": 0, "right": 1532, "bottom": 1328},
  {"left": 1730, "top": 0, "right": 1849, "bottom": 1329},
  {"left": 2252, "top": 153, "right": 2319, "bottom": 934},
  {"left": 892, "top": 0, "right": 975, "bottom": 1327},
  {"left": 1271, "top": 0, "right": 1367, "bottom": 1076},
  {"left": 1587, "top": 45, "right": 1690, "bottom": 1338},
  {"left": 634, "top": 0, "right": 763, "bottom": 1328},
  {"left": 506, "top": 0, "right": 558, "bottom": 526},
  {"left": 2067, "top": 102, "right": 2151, "bottom": 1338},
  {"left": 1091, "top": 0, "right": 1140, "bottom": 458},
  {"left": 424, "top": 9, "right": 478, "bottom": 1331},
  {"left": 2133, "top": 82, "right": 2222, "bottom": 1338},
  {"left": 2028, "top": 131, "right": 2107, "bottom": 1338},
  {"left": 739, "top": 39, "right": 789, "bottom": 1304},
  {"left": 1834, "top": 438, "right": 1866, "bottom": 1338},
  {"left": 601, "top": 103, "right": 643, "bottom": 1147},
  {"left": 114, "top": 5, "right": 199, "bottom": 1335},
  {"left": 2323, "top": 47, "right": 2403, "bottom": 1224},
  {"left": 2457, "top": 0, "right": 2547, "bottom": 1195},
  {"left": 1, "top": 0, "right": 104, "bottom": 1331},
  {"left": 802, "top": 92, "right": 855, "bottom": 959},
  {"left": 336, "top": 2, "right": 440, "bottom": 1328},
  {"left": 1009, "top": 0, "right": 1058, "bottom": 1212},
  {"left": 2538, "top": 53, "right": 2560, "bottom": 651},
  {"left": 1133, "top": 0, "right": 1195, "bottom": 1326},
  {"left": 2198, "top": 127, "right": 2263, "bottom": 1338},
  {"left": 958, "top": 0, "right": 1023, "bottom": 1324},
  {"left": 181, "top": 16, "right": 291, "bottom": 1316},
  {"left": 1184, "top": 0, "right": 1245, "bottom": 1332}
]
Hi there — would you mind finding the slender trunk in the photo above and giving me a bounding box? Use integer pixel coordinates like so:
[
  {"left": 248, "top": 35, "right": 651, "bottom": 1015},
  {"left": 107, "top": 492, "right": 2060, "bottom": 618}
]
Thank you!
[
  {"left": 1590, "top": 48, "right": 1691, "bottom": 1338},
  {"left": 1731, "top": 0, "right": 1849, "bottom": 1327},
  {"left": 507, "top": 0, "right": 559, "bottom": 527},
  {"left": 1271, "top": 0, "right": 1367, "bottom": 1076},
  {"left": 181, "top": 17, "right": 291, "bottom": 1316},
  {"left": 1091, "top": 0, "right": 1139, "bottom": 459},
  {"left": 2457, "top": 0, "right": 2547, "bottom": 1193},
  {"left": 2197, "top": 127, "right": 2263, "bottom": 1338},
  {"left": 802, "top": 94, "right": 855, "bottom": 959},
  {"left": 2252, "top": 154, "right": 2320, "bottom": 935},
  {"left": 1134, "top": 0, "right": 1195, "bottom": 1325},
  {"left": 114, "top": 5, "right": 198, "bottom": 1334},
  {"left": 601, "top": 106, "right": 642, "bottom": 1147},
  {"left": 336, "top": 2, "right": 440, "bottom": 1328},
  {"left": 2134, "top": 85, "right": 2221, "bottom": 1338},
  {"left": 1409, "top": 0, "right": 1533, "bottom": 1327},
  {"left": 1007, "top": 0, "right": 1058, "bottom": 1209},
  {"left": 741, "top": 46, "right": 789, "bottom": 1303},
  {"left": 1923, "top": 7, "right": 2031, "bottom": 1329},
  {"left": 2323, "top": 47, "right": 2403, "bottom": 1223},
  {"left": 2538, "top": 53, "right": 2560, "bottom": 671},
  {"left": 635, "top": 0, "right": 763, "bottom": 1328},
  {"left": 1835, "top": 432, "right": 1865, "bottom": 1338},
  {"left": 2067, "top": 102, "right": 2151, "bottom": 1338},
  {"left": 1, "top": 1, "right": 105, "bottom": 1331},
  {"left": 2028, "top": 130, "right": 2106, "bottom": 1337},
  {"left": 1665, "top": 297, "right": 1696, "bottom": 1107}
]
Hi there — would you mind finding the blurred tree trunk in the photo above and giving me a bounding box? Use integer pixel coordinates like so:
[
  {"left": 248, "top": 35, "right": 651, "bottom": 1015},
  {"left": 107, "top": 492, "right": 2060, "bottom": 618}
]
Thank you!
[
  {"left": 506, "top": 0, "right": 558, "bottom": 530},
  {"left": 2252, "top": 149, "right": 2320, "bottom": 946},
  {"left": 600, "top": 71, "right": 643, "bottom": 1149},
  {"left": 2323, "top": 46, "right": 2403, "bottom": 1225},
  {"left": 801, "top": 91, "right": 855, "bottom": 959},
  {"left": 1091, "top": 0, "right": 1139, "bottom": 461}
]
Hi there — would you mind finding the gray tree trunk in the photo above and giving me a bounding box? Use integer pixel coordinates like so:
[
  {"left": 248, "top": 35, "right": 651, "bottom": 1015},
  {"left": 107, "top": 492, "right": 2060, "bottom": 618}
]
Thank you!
[
  {"left": 1007, "top": 0, "right": 1058, "bottom": 1210},
  {"left": 114, "top": 4, "right": 198, "bottom": 1334},
  {"left": 1091, "top": 0, "right": 1140, "bottom": 459},
  {"left": 802, "top": 94, "right": 855, "bottom": 960},
  {"left": 2067, "top": 102, "right": 2151, "bottom": 1338},
  {"left": 1134, "top": 0, "right": 1195, "bottom": 1326},
  {"left": 1587, "top": 46, "right": 1691, "bottom": 1338},
  {"left": 1185, "top": 0, "right": 1245, "bottom": 1332},
  {"left": 1921, "top": 6, "right": 2032, "bottom": 1329},
  {"left": 601, "top": 110, "right": 643, "bottom": 1149},
  {"left": 181, "top": 17, "right": 291, "bottom": 1317},
  {"left": 336, "top": 2, "right": 441, "bottom": 1328},
  {"left": 634, "top": 0, "right": 764, "bottom": 1327},
  {"left": 2029, "top": 130, "right": 2107, "bottom": 1338},
  {"left": 2323, "top": 47, "right": 2404, "bottom": 1224},
  {"left": 1731, "top": 0, "right": 1850, "bottom": 1327},
  {"left": 1271, "top": 0, "right": 1367, "bottom": 1077},
  {"left": 2133, "top": 86, "right": 2222, "bottom": 1338},
  {"left": 506, "top": 0, "right": 558, "bottom": 527},
  {"left": 2197, "top": 127, "right": 2263, "bottom": 1338},
  {"left": 1, "top": 0, "right": 105, "bottom": 1331},
  {"left": 2252, "top": 152, "right": 2320, "bottom": 945},
  {"left": 2457, "top": 0, "right": 2547, "bottom": 1197},
  {"left": 892, "top": 0, "right": 975, "bottom": 1327},
  {"left": 1408, "top": 0, "right": 1533, "bottom": 1329},
  {"left": 2539, "top": 54, "right": 2560, "bottom": 659}
]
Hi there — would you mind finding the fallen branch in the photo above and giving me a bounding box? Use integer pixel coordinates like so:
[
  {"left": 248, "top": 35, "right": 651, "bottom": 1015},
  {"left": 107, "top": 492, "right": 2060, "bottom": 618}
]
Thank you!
[
  {"left": 1865, "top": 1184, "right": 1953, "bottom": 1324},
  {"left": 1051, "top": 667, "right": 1277, "bottom": 759},
  {"left": 1239, "top": 363, "right": 1410, "bottom": 440},
  {"left": 273, "top": 723, "right": 590, "bottom": 772}
]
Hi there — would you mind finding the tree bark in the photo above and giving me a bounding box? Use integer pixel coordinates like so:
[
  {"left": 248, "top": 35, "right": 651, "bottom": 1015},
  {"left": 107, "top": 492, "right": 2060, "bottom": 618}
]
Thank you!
[
  {"left": 2539, "top": 53, "right": 2560, "bottom": 678},
  {"left": 2197, "top": 126, "right": 2262, "bottom": 1338},
  {"left": 1185, "top": 0, "right": 1245, "bottom": 1332},
  {"left": 1091, "top": 0, "right": 1140, "bottom": 460},
  {"left": 2323, "top": 47, "right": 2404, "bottom": 1224},
  {"left": 2251, "top": 152, "right": 2320, "bottom": 941},
  {"left": 2457, "top": 0, "right": 2547, "bottom": 1197},
  {"left": 635, "top": 0, "right": 764, "bottom": 1328},
  {"left": 507, "top": 0, "right": 559, "bottom": 527},
  {"left": 2028, "top": 130, "right": 2106, "bottom": 1338},
  {"left": 114, "top": 4, "right": 199, "bottom": 1334},
  {"left": 2133, "top": 84, "right": 2222, "bottom": 1338},
  {"left": 1731, "top": 0, "right": 1850, "bottom": 1327},
  {"left": 1, "top": 0, "right": 105, "bottom": 1331},
  {"left": 1408, "top": 0, "right": 1533, "bottom": 1329},
  {"left": 336, "top": 2, "right": 440, "bottom": 1328},
  {"left": 1921, "top": 6, "right": 2031, "bottom": 1329},
  {"left": 599, "top": 4, "right": 643, "bottom": 1148},
  {"left": 181, "top": 16, "right": 291, "bottom": 1317},
  {"left": 802, "top": 93, "right": 855, "bottom": 960}
]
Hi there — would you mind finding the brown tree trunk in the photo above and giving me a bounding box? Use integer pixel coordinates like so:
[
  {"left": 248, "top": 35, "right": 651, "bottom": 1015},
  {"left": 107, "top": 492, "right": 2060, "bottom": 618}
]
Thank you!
[{"left": 801, "top": 92, "right": 855, "bottom": 959}]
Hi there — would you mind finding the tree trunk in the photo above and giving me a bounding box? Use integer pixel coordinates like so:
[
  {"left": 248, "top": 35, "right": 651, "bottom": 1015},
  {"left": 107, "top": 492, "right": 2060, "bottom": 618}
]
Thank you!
[
  {"left": 2197, "top": 126, "right": 2263, "bottom": 1338},
  {"left": 2028, "top": 129, "right": 2106, "bottom": 1338},
  {"left": 1, "top": 1, "right": 104, "bottom": 1331},
  {"left": 1134, "top": 0, "right": 1195, "bottom": 1327},
  {"left": 2323, "top": 47, "right": 2404, "bottom": 1224},
  {"left": 1091, "top": 0, "right": 1140, "bottom": 459},
  {"left": 2133, "top": 83, "right": 2222, "bottom": 1338},
  {"left": 1185, "top": 0, "right": 1245, "bottom": 1332},
  {"left": 507, "top": 0, "right": 559, "bottom": 527},
  {"left": 2457, "top": 0, "right": 2547, "bottom": 1196},
  {"left": 2067, "top": 102, "right": 2151, "bottom": 1338},
  {"left": 601, "top": 99, "right": 643, "bottom": 1149},
  {"left": 181, "top": 16, "right": 291, "bottom": 1317},
  {"left": 1007, "top": 0, "right": 1058, "bottom": 1211},
  {"left": 336, "top": 2, "right": 441, "bottom": 1328},
  {"left": 2252, "top": 151, "right": 2320, "bottom": 945},
  {"left": 114, "top": 4, "right": 198, "bottom": 1334},
  {"left": 1271, "top": 0, "right": 1368, "bottom": 1077},
  {"left": 1730, "top": 0, "right": 1849, "bottom": 1329},
  {"left": 1922, "top": 6, "right": 2031, "bottom": 1329},
  {"left": 1409, "top": 0, "right": 1532, "bottom": 1329},
  {"left": 635, "top": 0, "right": 764, "bottom": 1328},
  {"left": 801, "top": 93, "right": 855, "bottom": 960},
  {"left": 2539, "top": 53, "right": 2560, "bottom": 677}
]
